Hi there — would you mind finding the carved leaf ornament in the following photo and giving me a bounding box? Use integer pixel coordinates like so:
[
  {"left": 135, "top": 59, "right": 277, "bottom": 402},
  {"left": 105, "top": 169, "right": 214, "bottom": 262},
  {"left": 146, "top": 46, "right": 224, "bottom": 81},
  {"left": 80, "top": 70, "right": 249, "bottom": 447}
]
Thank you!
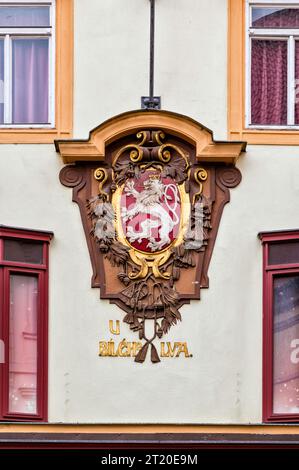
[{"left": 58, "top": 112, "right": 245, "bottom": 364}]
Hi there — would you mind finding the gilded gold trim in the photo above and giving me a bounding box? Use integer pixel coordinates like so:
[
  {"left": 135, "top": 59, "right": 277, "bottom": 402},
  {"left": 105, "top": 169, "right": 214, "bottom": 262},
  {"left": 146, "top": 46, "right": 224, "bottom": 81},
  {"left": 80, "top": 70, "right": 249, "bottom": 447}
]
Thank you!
[
  {"left": 113, "top": 144, "right": 144, "bottom": 166},
  {"left": 192, "top": 168, "right": 208, "bottom": 204},
  {"left": 154, "top": 130, "right": 166, "bottom": 145},
  {"left": 128, "top": 250, "right": 172, "bottom": 280},
  {"left": 158, "top": 143, "right": 189, "bottom": 167},
  {"left": 112, "top": 176, "right": 190, "bottom": 280},
  {"left": 136, "top": 131, "right": 148, "bottom": 146}
]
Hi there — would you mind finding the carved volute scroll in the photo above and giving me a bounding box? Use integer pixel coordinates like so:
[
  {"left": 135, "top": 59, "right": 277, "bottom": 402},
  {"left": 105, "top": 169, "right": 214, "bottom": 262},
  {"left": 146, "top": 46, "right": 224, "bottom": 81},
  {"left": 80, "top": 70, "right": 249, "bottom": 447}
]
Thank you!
[{"left": 57, "top": 110, "right": 246, "bottom": 363}]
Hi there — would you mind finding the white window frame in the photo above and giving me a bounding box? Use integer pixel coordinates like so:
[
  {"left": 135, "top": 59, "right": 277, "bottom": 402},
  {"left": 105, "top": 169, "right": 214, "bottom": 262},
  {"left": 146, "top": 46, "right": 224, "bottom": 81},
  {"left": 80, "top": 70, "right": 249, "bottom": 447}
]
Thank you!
[
  {"left": 246, "top": 0, "right": 299, "bottom": 129},
  {"left": 0, "top": 0, "right": 55, "bottom": 129}
]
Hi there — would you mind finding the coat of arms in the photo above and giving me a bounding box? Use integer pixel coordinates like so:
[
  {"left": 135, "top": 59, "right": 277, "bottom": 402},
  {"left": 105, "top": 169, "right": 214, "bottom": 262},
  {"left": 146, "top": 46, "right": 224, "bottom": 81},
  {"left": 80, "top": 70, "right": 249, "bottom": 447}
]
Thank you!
[{"left": 57, "top": 111, "right": 245, "bottom": 364}]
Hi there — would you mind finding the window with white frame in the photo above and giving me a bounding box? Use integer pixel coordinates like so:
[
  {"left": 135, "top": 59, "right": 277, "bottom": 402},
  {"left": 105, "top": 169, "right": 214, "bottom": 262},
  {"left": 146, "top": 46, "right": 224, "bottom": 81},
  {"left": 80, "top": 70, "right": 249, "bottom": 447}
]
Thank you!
[
  {"left": 247, "top": 0, "right": 299, "bottom": 128},
  {"left": 0, "top": 0, "right": 55, "bottom": 127}
]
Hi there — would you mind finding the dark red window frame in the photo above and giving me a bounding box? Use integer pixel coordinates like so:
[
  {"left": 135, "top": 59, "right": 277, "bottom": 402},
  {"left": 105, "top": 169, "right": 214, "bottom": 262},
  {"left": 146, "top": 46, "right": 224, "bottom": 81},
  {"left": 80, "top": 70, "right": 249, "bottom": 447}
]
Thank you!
[
  {"left": 0, "top": 225, "right": 53, "bottom": 422},
  {"left": 260, "top": 229, "right": 299, "bottom": 423}
]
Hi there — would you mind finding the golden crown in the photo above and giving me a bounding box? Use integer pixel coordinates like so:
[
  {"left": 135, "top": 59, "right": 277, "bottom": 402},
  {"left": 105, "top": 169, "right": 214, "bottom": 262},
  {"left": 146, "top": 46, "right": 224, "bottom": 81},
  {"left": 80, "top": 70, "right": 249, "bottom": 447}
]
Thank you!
[{"left": 148, "top": 173, "right": 161, "bottom": 180}]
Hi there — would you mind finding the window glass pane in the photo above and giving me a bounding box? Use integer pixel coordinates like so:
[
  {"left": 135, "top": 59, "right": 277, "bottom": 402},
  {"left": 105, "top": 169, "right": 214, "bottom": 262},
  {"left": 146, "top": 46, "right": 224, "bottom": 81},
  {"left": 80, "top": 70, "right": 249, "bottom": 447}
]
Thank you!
[
  {"left": 4, "top": 239, "right": 44, "bottom": 264},
  {"left": 12, "top": 38, "right": 49, "bottom": 124},
  {"left": 269, "top": 241, "right": 299, "bottom": 265},
  {"left": 9, "top": 274, "right": 38, "bottom": 415},
  {"left": 252, "top": 7, "right": 299, "bottom": 28},
  {"left": 0, "top": 6, "right": 50, "bottom": 27},
  {"left": 251, "top": 40, "right": 287, "bottom": 125},
  {"left": 0, "top": 39, "right": 3, "bottom": 123},
  {"left": 273, "top": 276, "right": 299, "bottom": 414}
]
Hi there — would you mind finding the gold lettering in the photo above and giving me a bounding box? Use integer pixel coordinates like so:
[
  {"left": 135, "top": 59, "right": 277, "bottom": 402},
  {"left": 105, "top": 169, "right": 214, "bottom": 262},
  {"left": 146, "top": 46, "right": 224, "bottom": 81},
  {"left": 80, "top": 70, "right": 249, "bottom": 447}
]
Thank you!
[
  {"left": 175, "top": 342, "right": 191, "bottom": 358},
  {"left": 160, "top": 342, "right": 168, "bottom": 357},
  {"left": 132, "top": 342, "right": 142, "bottom": 357},
  {"left": 108, "top": 339, "right": 117, "bottom": 357},
  {"left": 117, "top": 339, "right": 130, "bottom": 357},
  {"left": 161, "top": 342, "right": 192, "bottom": 358},
  {"left": 99, "top": 341, "right": 109, "bottom": 357},
  {"left": 160, "top": 342, "right": 176, "bottom": 357},
  {"left": 99, "top": 339, "right": 143, "bottom": 357},
  {"left": 109, "top": 320, "right": 120, "bottom": 335}
]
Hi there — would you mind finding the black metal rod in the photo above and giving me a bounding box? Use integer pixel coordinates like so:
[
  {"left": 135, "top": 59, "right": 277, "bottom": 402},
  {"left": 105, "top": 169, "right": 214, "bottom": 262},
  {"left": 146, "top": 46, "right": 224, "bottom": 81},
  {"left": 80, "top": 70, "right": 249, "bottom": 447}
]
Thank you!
[{"left": 149, "top": 0, "right": 155, "bottom": 101}]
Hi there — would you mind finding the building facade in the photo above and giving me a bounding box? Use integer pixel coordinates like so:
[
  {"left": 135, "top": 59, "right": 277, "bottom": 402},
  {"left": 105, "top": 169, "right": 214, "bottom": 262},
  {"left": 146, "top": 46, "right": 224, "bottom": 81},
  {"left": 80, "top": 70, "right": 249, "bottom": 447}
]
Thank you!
[{"left": 0, "top": 0, "right": 299, "bottom": 448}]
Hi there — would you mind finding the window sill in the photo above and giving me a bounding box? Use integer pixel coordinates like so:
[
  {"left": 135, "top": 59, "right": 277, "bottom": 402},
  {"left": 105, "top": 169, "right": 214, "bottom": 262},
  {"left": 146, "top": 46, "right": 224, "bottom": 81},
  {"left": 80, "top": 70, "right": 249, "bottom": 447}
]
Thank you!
[
  {"left": 229, "top": 128, "right": 299, "bottom": 145},
  {"left": 0, "top": 128, "right": 72, "bottom": 143}
]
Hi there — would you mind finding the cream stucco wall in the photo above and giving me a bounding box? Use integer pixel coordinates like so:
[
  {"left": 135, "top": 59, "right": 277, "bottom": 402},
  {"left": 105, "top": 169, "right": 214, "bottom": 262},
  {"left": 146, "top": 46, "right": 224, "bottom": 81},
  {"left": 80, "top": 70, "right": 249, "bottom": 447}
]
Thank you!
[
  {"left": 73, "top": 0, "right": 228, "bottom": 140},
  {"left": 0, "top": 0, "right": 297, "bottom": 424},
  {"left": 0, "top": 144, "right": 298, "bottom": 423}
]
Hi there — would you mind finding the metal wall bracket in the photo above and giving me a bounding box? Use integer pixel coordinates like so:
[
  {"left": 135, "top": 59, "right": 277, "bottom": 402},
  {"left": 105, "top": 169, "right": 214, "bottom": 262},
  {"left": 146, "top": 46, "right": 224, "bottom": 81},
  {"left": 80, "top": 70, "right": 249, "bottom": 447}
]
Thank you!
[{"left": 141, "top": 96, "right": 161, "bottom": 110}]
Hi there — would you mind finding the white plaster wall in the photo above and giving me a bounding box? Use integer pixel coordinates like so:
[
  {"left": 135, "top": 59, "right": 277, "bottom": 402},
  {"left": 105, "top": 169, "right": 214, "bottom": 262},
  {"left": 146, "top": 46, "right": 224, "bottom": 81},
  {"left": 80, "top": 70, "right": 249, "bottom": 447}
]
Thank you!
[
  {"left": 0, "top": 145, "right": 298, "bottom": 423},
  {"left": 0, "top": 0, "right": 297, "bottom": 424},
  {"left": 73, "top": 0, "right": 228, "bottom": 140}
]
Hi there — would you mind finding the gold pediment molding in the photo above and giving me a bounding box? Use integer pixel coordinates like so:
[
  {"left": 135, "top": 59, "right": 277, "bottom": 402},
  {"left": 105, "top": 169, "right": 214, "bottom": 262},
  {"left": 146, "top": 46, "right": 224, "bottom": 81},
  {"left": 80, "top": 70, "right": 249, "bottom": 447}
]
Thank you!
[{"left": 55, "top": 110, "right": 246, "bottom": 164}]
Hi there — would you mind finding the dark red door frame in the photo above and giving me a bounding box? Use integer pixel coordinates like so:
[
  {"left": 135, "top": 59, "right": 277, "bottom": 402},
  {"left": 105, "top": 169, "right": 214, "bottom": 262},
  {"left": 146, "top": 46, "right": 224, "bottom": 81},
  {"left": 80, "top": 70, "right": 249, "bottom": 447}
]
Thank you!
[
  {"left": 0, "top": 226, "right": 52, "bottom": 423},
  {"left": 260, "top": 230, "right": 299, "bottom": 423}
]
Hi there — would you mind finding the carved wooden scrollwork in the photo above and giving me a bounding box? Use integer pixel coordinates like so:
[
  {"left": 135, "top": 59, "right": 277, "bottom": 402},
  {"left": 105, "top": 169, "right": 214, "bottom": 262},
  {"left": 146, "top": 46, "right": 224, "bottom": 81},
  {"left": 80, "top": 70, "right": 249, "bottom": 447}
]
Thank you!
[
  {"left": 59, "top": 127, "right": 243, "bottom": 364},
  {"left": 216, "top": 167, "right": 242, "bottom": 189},
  {"left": 59, "top": 166, "right": 84, "bottom": 188}
]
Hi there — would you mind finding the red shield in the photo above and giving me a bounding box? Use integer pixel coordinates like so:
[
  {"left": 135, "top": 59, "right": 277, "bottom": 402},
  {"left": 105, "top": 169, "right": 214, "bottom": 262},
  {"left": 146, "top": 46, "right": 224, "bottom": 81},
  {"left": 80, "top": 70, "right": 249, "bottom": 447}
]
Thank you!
[{"left": 121, "top": 170, "right": 181, "bottom": 253}]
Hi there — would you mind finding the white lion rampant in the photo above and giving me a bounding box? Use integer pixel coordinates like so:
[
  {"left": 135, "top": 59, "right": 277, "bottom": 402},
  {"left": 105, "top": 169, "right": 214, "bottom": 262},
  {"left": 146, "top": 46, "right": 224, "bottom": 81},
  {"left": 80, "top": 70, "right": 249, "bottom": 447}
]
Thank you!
[{"left": 121, "top": 177, "right": 179, "bottom": 252}]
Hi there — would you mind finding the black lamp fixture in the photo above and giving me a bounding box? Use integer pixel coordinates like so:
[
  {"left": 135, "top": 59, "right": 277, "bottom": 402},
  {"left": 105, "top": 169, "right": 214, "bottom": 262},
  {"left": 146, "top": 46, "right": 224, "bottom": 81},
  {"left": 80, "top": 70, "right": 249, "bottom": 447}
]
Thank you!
[{"left": 141, "top": 0, "right": 161, "bottom": 109}]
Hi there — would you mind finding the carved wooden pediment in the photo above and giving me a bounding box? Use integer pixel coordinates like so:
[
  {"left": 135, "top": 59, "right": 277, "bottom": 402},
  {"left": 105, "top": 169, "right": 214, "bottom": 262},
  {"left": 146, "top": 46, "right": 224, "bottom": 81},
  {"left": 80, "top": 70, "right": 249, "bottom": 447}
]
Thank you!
[{"left": 56, "top": 110, "right": 246, "bottom": 363}]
